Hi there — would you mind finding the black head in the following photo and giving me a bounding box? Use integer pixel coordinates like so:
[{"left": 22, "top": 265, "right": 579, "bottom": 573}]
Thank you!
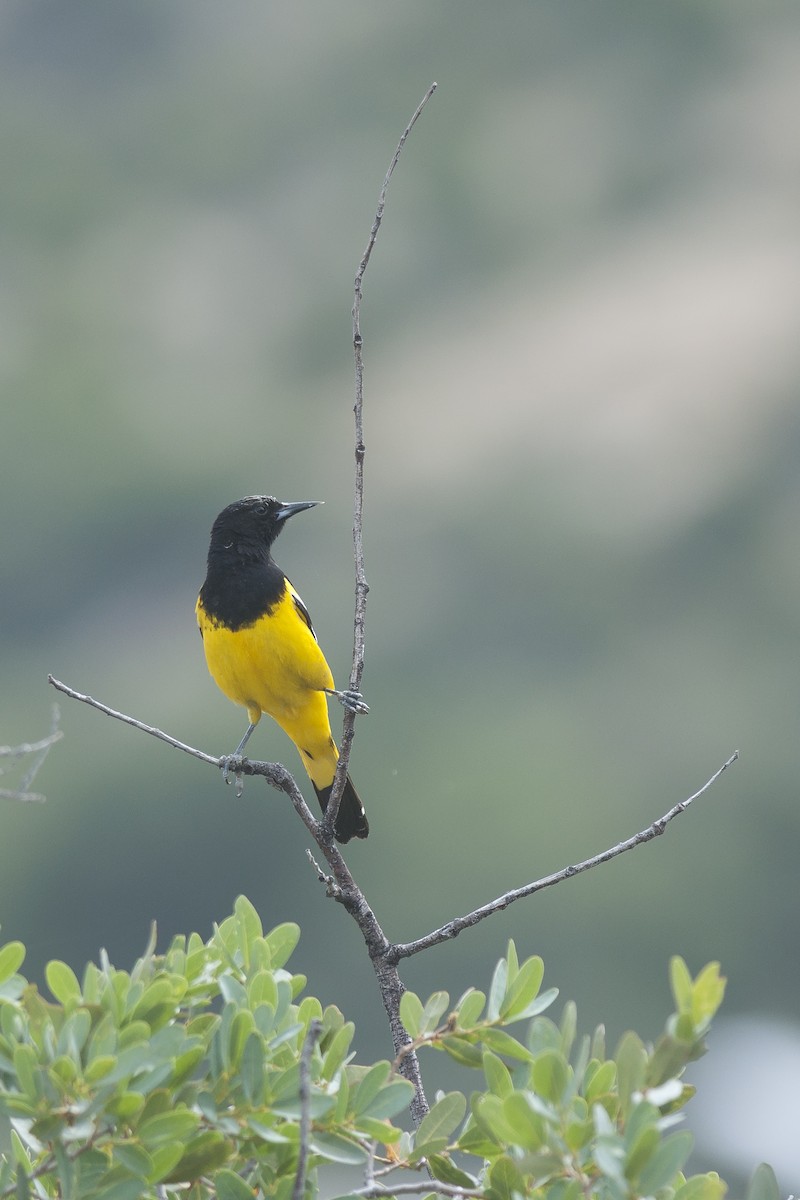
[{"left": 207, "top": 495, "right": 320, "bottom": 563}]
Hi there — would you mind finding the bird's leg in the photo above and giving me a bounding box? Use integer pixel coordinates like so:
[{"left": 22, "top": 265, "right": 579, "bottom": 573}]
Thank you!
[
  {"left": 325, "top": 688, "right": 369, "bottom": 715},
  {"left": 220, "top": 722, "right": 257, "bottom": 795}
]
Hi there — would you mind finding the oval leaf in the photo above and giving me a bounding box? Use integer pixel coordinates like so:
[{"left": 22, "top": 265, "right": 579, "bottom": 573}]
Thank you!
[
  {"left": 0, "top": 942, "right": 25, "bottom": 985},
  {"left": 45, "top": 960, "right": 81, "bottom": 1007},
  {"left": 414, "top": 1092, "right": 466, "bottom": 1146}
]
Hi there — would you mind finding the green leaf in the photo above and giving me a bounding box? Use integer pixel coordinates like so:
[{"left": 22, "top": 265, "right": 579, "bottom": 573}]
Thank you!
[
  {"left": 744, "top": 1164, "right": 781, "bottom": 1200},
  {"left": 214, "top": 1167, "right": 257, "bottom": 1200},
  {"left": 615, "top": 1031, "right": 647, "bottom": 1112},
  {"left": 85, "top": 1182, "right": 144, "bottom": 1200},
  {"left": 488, "top": 1152, "right": 526, "bottom": 1200},
  {"left": 483, "top": 1050, "right": 514, "bottom": 1098},
  {"left": 646, "top": 1034, "right": 691, "bottom": 1088},
  {"left": 624, "top": 1124, "right": 660, "bottom": 1182},
  {"left": 320, "top": 1022, "right": 354, "bottom": 1081},
  {"left": 0, "top": 943, "right": 25, "bottom": 985},
  {"left": 487, "top": 957, "right": 508, "bottom": 1022},
  {"left": 113, "top": 1142, "right": 154, "bottom": 1179},
  {"left": 669, "top": 957, "right": 693, "bottom": 1014},
  {"left": 228, "top": 1009, "right": 255, "bottom": 1069},
  {"left": 590, "top": 1024, "right": 606, "bottom": 1061},
  {"left": 419, "top": 990, "right": 449, "bottom": 1034},
  {"left": 593, "top": 1135, "right": 626, "bottom": 1183},
  {"left": 308, "top": 1132, "right": 367, "bottom": 1165},
  {"left": 505, "top": 939, "right": 519, "bottom": 981},
  {"left": 513, "top": 986, "right": 559, "bottom": 1021},
  {"left": 499, "top": 955, "right": 544, "bottom": 1020},
  {"left": 638, "top": 1130, "right": 693, "bottom": 1193},
  {"left": 131, "top": 978, "right": 181, "bottom": 1026},
  {"left": 139, "top": 1110, "right": 199, "bottom": 1149},
  {"left": 427, "top": 1154, "right": 477, "bottom": 1188},
  {"left": 146, "top": 1144, "right": 185, "bottom": 1183},
  {"left": 15, "top": 1165, "right": 29, "bottom": 1200},
  {"left": 248, "top": 970, "right": 278, "bottom": 1010},
  {"left": 480, "top": 1027, "right": 533, "bottom": 1062},
  {"left": 560, "top": 1001, "right": 577, "bottom": 1057},
  {"left": 455, "top": 988, "right": 485, "bottom": 1029},
  {"left": 165, "top": 1131, "right": 231, "bottom": 1183},
  {"left": 352, "top": 1061, "right": 392, "bottom": 1116},
  {"left": 356, "top": 1117, "right": 403, "bottom": 1143},
  {"left": 501, "top": 1092, "right": 549, "bottom": 1150},
  {"left": 541, "top": 1181, "right": 584, "bottom": 1200},
  {"left": 241, "top": 1032, "right": 265, "bottom": 1106},
  {"left": 107, "top": 1092, "right": 146, "bottom": 1122},
  {"left": 85, "top": 1054, "right": 117, "bottom": 1083},
  {"left": 234, "top": 894, "right": 263, "bottom": 947},
  {"left": 441, "top": 1034, "right": 483, "bottom": 1067},
  {"left": 691, "top": 963, "right": 726, "bottom": 1029},
  {"left": 584, "top": 1059, "right": 616, "bottom": 1104},
  {"left": 264, "top": 922, "right": 301, "bottom": 969},
  {"left": 362, "top": 1079, "right": 414, "bottom": 1120},
  {"left": 675, "top": 1173, "right": 728, "bottom": 1200},
  {"left": 531, "top": 1049, "right": 569, "bottom": 1103},
  {"left": 414, "top": 1092, "right": 466, "bottom": 1146},
  {"left": 12, "top": 1046, "right": 38, "bottom": 1100},
  {"left": 45, "top": 960, "right": 81, "bottom": 1007},
  {"left": 623, "top": 1099, "right": 659, "bottom": 1147},
  {"left": 399, "top": 990, "right": 423, "bottom": 1038}
]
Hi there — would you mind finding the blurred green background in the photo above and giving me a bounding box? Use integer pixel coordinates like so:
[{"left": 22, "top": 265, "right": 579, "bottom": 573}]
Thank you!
[{"left": 2, "top": 1, "right": 799, "bottom": 1190}]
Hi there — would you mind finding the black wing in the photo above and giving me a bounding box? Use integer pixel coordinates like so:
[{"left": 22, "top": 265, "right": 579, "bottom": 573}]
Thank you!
[{"left": 289, "top": 584, "right": 318, "bottom": 643}]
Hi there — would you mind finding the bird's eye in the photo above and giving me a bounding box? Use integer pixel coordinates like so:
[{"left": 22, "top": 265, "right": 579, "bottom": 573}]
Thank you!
[{"left": 254, "top": 502, "right": 268, "bottom": 516}]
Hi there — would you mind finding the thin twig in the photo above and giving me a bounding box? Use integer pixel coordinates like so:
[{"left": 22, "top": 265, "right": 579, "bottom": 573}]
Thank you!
[
  {"left": 325, "top": 80, "right": 438, "bottom": 844},
  {"left": 47, "top": 675, "right": 324, "bottom": 834},
  {"left": 48, "top": 676, "right": 219, "bottom": 766},
  {"left": 19, "top": 704, "right": 62, "bottom": 793},
  {"left": 0, "top": 788, "right": 46, "bottom": 804},
  {"left": 344, "top": 1184, "right": 482, "bottom": 1200},
  {"left": 389, "top": 751, "right": 739, "bottom": 962},
  {"left": 0, "top": 705, "right": 63, "bottom": 803},
  {"left": 0, "top": 730, "right": 63, "bottom": 759},
  {"left": 292, "top": 1018, "right": 323, "bottom": 1200}
]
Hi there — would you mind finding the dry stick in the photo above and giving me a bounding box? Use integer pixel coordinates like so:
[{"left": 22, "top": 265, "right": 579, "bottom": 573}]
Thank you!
[
  {"left": 317, "top": 83, "right": 438, "bottom": 1127},
  {"left": 292, "top": 1018, "right": 323, "bottom": 1200},
  {"left": 0, "top": 705, "right": 64, "bottom": 804},
  {"left": 350, "top": 1186, "right": 483, "bottom": 1200},
  {"left": 325, "top": 80, "right": 438, "bottom": 843},
  {"left": 390, "top": 751, "right": 739, "bottom": 962}
]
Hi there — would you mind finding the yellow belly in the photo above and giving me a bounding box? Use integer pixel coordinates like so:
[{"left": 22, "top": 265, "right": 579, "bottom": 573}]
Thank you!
[{"left": 196, "top": 587, "right": 340, "bottom": 789}]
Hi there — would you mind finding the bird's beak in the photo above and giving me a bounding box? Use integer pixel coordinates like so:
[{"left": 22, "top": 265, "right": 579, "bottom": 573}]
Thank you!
[{"left": 274, "top": 499, "right": 322, "bottom": 523}]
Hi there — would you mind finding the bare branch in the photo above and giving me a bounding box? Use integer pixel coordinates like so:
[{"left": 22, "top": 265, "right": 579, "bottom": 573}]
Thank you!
[
  {"left": 0, "top": 705, "right": 63, "bottom": 803},
  {"left": 0, "top": 788, "right": 46, "bottom": 804},
  {"left": 390, "top": 752, "right": 739, "bottom": 962},
  {"left": 292, "top": 1018, "right": 323, "bottom": 1200},
  {"left": 0, "top": 730, "right": 63, "bottom": 759},
  {"left": 325, "top": 81, "right": 438, "bottom": 844},
  {"left": 48, "top": 676, "right": 220, "bottom": 766},
  {"left": 346, "top": 1183, "right": 482, "bottom": 1200}
]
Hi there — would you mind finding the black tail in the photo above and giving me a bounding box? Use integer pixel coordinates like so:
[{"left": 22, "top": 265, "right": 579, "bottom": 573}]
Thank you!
[{"left": 313, "top": 774, "right": 369, "bottom": 843}]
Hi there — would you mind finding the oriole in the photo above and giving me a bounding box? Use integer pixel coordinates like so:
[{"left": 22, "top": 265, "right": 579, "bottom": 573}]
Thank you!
[{"left": 196, "top": 495, "right": 369, "bottom": 843}]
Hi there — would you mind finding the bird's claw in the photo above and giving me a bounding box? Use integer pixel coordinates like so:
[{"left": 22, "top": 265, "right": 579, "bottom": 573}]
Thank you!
[
  {"left": 328, "top": 688, "right": 369, "bottom": 715},
  {"left": 220, "top": 754, "right": 247, "bottom": 796}
]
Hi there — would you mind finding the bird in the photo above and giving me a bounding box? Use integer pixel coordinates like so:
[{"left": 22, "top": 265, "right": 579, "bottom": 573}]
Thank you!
[{"left": 196, "top": 495, "right": 369, "bottom": 843}]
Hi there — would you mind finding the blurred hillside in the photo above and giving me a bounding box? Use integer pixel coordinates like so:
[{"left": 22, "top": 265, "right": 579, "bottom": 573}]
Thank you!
[{"left": 2, "top": 1, "right": 799, "bottom": 1190}]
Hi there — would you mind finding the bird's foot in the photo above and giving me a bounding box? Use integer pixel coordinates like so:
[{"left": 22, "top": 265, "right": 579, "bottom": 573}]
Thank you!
[
  {"left": 326, "top": 688, "right": 369, "bottom": 715},
  {"left": 220, "top": 754, "right": 247, "bottom": 797}
]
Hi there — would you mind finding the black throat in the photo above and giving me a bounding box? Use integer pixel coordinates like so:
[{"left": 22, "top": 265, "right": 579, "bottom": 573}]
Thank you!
[{"left": 199, "top": 545, "right": 287, "bottom": 631}]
